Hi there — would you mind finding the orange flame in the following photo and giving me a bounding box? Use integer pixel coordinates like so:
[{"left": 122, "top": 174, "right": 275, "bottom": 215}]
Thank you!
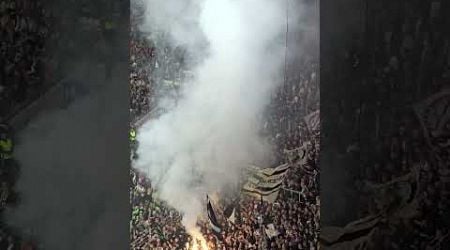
[{"left": 186, "top": 230, "right": 209, "bottom": 250}]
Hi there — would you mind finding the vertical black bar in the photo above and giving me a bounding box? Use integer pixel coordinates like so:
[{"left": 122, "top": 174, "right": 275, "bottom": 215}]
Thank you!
[{"left": 2, "top": 0, "right": 130, "bottom": 249}]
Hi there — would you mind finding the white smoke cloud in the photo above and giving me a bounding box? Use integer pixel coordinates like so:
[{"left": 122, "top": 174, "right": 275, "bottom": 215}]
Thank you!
[{"left": 134, "top": 0, "right": 291, "bottom": 230}]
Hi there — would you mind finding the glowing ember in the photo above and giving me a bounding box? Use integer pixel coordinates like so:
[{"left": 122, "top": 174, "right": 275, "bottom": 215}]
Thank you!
[{"left": 186, "top": 230, "right": 209, "bottom": 250}]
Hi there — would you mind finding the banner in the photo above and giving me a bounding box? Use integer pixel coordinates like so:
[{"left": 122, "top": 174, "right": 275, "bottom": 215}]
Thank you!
[
  {"left": 243, "top": 182, "right": 283, "bottom": 195},
  {"left": 242, "top": 181, "right": 282, "bottom": 203},
  {"left": 243, "top": 189, "right": 281, "bottom": 204},
  {"left": 245, "top": 164, "right": 290, "bottom": 184},
  {"left": 265, "top": 224, "right": 280, "bottom": 238},
  {"left": 242, "top": 164, "right": 290, "bottom": 203},
  {"left": 244, "top": 180, "right": 283, "bottom": 190},
  {"left": 207, "top": 195, "right": 222, "bottom": 234},
  {"left": 321, "top": 214, "right": 382, "bottom": 249},
  {"left": 260, "top": 163, "right": 290, "bottom": 177},
  {"left": 252, "top": 172, "right": 286, "bottom": 185}
]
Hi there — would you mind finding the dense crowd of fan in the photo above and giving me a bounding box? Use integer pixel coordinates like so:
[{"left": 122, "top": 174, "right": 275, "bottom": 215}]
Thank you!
[
  {"left": 129, "top": 13, "right": 320, "bottom": 247},
  {"left": 5, "top": 0, "right": 446, "bottom": 249},
  {"left": 130, "top": 36, "right": 154, "bottom": 121},
  {"left": 195, "top": 175, "right": 319, "bottom": 250},
  {"left": 330, "top": 1, "right": 449, "bottom": 248},
  {"left": 0, "top": 131, "right": 34, "bottom": 248},
  {"left": 0, "top": 1, "right": 54, "bottom": 248},
  {"left": 0, "top": 0, "right": 56, "bottom": 120},
  {"left": 129, "top": 33, "right": 188, "bottom": 122},
  {"left": 265, "top": 58, "right": 319, "bottom": 164},
  {"left": 0, "top": 1, "right": 123, "bottom": 249},
  {"left": 194, "top": 63, "right": 320, "bottom": 249}
]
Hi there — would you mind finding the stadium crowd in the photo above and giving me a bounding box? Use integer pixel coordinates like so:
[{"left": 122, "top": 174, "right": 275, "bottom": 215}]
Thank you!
[
  {"left": 265, "top": 58, "right": 319, "bottom": 165},
  {"left": 328, "top": 0, "right": 449, "bottom": 248},
  {"left": 129, "top": 11, "right": 320, "bottom": 247},
  {"left": 130, "top": 36, "right": 154, "bottom": 121},
  {"left": 0, "top": 0, "right": 55, "bottom": 120},
  {"left": 195, "top": 177, "right": 319, "bottom": 250},
  {"left": 0, "top": 1, "right": 123, "bottom": 249},
  {"left": 0, "top": 0, "right": 54, "bottom": 248}
]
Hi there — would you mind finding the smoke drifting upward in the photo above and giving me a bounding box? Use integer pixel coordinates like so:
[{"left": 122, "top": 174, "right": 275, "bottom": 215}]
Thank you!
[{"left": 134, "top": 0, "right": 294, "bottom": 230}]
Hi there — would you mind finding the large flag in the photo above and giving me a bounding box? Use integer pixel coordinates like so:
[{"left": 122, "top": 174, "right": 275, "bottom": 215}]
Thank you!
[
  {"left": 243, "top": 189, "right": 281, "bottom": 203},
  {"left": 249, "top": 175, "right": 285, "bottom": 188},
  {"left": 206, "top": 195, "right": 222, "bottom": 235},
  {"left": 246, "top": 165, "right": 289, "bottom": 185},
  {"left": 249, "top": 167, "right": 286, "bottom": 185},
  {"left": 244, "top": 164, "right": 290, "bottom": 187},
  {"left": 243, "top": 181, "right": 283, "bottom": 195},
  {"left": 242, "top": 181, "right": 282, "bottom": 203},
  {"left": 242, "top": 164, "right": 289, "bottom": 203},
  {"left": 260, "top": 163, "right": 290, "bottom": 177},
  {"left": 321, "top": 214, "right": 382, "bottom": 249}
]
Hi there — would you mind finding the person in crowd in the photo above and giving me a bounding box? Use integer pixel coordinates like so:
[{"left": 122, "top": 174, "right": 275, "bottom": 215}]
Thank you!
[{"left": 129, "top": 9, "right": 320, "bottom": 247}]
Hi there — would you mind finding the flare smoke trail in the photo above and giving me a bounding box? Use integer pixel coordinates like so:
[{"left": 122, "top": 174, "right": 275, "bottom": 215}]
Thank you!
[{"left": 134, "top": 0, "right": 298, "bottom": 231}]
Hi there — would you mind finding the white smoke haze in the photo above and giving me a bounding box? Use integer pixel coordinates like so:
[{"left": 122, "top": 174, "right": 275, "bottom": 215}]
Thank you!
[{"left": 134, "top": 0, "right": 297, "bottom": 231}]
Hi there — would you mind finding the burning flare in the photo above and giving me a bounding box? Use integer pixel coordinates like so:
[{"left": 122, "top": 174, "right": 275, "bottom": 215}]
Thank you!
[{"left": 186, "top": 229, "right": 209, "bottom": 250}]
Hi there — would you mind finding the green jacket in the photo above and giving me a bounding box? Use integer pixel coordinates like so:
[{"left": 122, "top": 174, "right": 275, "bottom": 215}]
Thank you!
[
  {"left": 130, "top": 129, "right": 137, "bottom": 142},
  {"left": 0, "top": 139, "right": 12, "bottom": 159}
]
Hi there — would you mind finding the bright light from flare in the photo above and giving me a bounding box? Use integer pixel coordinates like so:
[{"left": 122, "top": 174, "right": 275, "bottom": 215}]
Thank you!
[{"left": 186, "top": 230, "right": 209, "bottom": 250}]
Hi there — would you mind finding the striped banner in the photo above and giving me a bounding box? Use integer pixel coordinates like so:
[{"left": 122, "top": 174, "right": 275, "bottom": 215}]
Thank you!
[{"left": 260, "top": 163, "right": 290, "bottom": 177}]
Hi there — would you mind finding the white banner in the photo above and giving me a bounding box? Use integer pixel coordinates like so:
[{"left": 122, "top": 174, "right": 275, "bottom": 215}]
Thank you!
[
  {"left": 265, "top": 224, "right": 279, "bottom": 238},
  {"left": 243, "top": 189, "right": 281, "bottom": 204}
]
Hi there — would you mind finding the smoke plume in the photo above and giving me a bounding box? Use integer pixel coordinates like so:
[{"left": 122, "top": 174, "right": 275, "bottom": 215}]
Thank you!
[{"left": 134, "top": 0, "right": 291, "bottom": 230}]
